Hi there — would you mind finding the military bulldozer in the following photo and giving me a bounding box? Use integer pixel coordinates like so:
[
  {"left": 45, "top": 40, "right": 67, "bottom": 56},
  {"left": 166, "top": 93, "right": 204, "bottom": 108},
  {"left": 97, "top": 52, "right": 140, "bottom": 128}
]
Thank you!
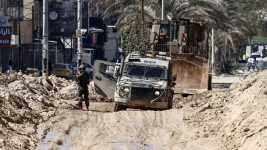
[{"left": 93, "top": 18, "right": 211, "bottom": 111}]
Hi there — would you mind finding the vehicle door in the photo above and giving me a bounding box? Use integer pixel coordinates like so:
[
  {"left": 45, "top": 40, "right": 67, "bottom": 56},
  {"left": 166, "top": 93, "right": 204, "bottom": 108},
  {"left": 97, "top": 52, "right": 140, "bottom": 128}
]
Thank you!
[{"left": 93, "top": 60, "right": 118, "bottom": 98}]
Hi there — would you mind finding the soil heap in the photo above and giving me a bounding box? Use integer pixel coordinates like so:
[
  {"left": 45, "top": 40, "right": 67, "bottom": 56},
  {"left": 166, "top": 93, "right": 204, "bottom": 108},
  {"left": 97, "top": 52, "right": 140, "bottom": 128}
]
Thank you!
[{"left": 173, "top": 70, "right": 267, "bottom": 150}]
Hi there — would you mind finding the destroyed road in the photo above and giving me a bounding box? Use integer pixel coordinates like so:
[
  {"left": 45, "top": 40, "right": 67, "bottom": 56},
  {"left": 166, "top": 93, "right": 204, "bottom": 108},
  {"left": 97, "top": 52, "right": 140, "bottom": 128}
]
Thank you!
[{"left": 1, "top": 71, "right": 267, "bottom": 150}]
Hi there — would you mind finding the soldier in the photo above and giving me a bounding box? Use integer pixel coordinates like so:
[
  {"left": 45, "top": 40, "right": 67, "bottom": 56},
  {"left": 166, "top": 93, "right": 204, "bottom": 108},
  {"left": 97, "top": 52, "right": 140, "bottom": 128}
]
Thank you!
[{"left": 76, "top": 64, "right": 90, "bottom": 111}]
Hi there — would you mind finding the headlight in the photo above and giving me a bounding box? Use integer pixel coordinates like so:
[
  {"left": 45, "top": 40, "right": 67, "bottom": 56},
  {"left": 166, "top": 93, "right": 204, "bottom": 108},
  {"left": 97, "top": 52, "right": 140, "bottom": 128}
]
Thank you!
[
  {"left": 155, "top": 91, "right": 160, "bottom": 96},
  {"left": 124, "top": 88, "right": 129, "bottom": 93}
]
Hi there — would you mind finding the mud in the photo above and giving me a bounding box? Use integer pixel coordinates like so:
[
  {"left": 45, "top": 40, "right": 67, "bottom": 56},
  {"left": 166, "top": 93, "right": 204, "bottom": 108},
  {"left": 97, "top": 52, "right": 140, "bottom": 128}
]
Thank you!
[{"left": 1, "top": 70, "right": 267, "bottom": 150}]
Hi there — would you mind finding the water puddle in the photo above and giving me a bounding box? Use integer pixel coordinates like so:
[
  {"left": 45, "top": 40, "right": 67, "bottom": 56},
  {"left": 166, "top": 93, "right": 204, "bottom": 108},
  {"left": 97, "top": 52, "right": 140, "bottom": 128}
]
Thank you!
[
  {"left": 59, "top": 137, "right": 74, "bottom": 150},
  {"left": 36, "top": 132, "right": 59, "bottom": 149},
  {"left": 44, "top": 121, "right": 51, "bottom": 125}
]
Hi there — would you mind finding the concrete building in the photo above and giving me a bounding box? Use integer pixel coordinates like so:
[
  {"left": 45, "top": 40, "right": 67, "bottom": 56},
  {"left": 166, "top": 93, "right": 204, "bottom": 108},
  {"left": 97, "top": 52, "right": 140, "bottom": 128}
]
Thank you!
[{"left": 104, "top": 26, "right": 120, "bottom": 61}]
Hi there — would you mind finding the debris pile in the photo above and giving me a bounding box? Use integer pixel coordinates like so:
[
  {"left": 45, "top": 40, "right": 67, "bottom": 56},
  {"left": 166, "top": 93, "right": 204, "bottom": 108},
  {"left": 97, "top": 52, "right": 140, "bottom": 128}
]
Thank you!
[
  {"left": 0, "top": 73, "right": 108, "bottom": 149},
  {"left": 173, "top": 70, "right": 267, "bottom": 150}
]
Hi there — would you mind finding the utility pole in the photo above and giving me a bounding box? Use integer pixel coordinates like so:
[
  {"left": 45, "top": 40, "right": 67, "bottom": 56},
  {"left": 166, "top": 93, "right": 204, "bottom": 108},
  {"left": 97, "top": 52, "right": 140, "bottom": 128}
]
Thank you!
[
  {"left": 96, "top": 3, "right": 99, "bottom": 17},
  {"left": 3, "top": 0, "right": 7, "bottom": 16},
  {"left": 162, "top": 0, "right": 164, "bottom": 20},
  {"left": 42, "top": 0, "right": 48, "bottom": 79},
  {"left": 90, "top": 0, "right": 92, "bottom": 17},
  {"left": 32, "top": 5, "right": 35, "bottom": 68},
  {"left": 77, "top": 0, "right": 83, "bottom": 68},
  {"left": 211, "top": 27, "right": 215, "bottom": 74},
  {"left": 88, "top": 2, "right": 90, "bottom": 35},
  {"left": 19, "top": 0, "right": 22, "bottom": 71},
  {"left": 141, "top": 0, "right": 144, "bottom": 22}
]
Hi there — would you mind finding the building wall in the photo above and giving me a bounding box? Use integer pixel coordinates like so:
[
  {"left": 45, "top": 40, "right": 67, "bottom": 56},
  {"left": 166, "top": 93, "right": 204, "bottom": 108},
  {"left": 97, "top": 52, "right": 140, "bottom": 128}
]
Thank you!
[{"left": 0, "top": 0, "right": 34, "bottom": 20}]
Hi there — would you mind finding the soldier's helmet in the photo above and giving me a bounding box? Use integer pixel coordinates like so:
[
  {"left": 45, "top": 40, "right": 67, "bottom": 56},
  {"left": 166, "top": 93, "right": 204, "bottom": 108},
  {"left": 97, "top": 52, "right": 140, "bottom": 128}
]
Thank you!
[{"left": 79, "top": 64, "right": 86, "bottom": 70}]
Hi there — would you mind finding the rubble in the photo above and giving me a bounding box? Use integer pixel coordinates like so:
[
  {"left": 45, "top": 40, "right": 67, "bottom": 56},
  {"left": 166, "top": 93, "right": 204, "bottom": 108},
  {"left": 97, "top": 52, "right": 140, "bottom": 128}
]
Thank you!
[
  {"left": 1, "top": 69, "right": 267, "bottom": 149},
  {"left": 0, "top": 72, "right": 110, "bottom": 149},
  {"left": 173, "top": 69, "right": 267, "bottom": 149}
]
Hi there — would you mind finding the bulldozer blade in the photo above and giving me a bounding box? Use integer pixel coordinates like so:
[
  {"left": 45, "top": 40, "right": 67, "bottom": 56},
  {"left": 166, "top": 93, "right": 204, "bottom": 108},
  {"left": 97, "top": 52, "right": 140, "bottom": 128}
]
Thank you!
[{"left": 169, "top": 53, "right": 209, "bottom": 94}]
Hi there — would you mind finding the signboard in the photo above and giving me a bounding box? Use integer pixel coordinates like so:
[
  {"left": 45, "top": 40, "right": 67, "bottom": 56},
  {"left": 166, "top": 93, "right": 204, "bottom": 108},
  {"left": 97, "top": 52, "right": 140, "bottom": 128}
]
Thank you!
[
  {"left": 11, "top": 35, "right": 19, "bottom": 45},
  {"left": 0, "top": 26, "right": 12, "bottom": 48},
  {"left": 0, "top": 16, "right": 8, "bottom": 26},
  {"left": 48, "top": 2, "right": 88, "bottom": 36}
]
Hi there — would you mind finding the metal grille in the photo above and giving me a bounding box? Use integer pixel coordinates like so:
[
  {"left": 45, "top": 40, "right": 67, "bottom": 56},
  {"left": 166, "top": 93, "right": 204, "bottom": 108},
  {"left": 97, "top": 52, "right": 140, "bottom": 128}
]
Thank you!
[
  {"left": 130, "top": 87, "right": 153, "bottom": 101},
  {"left": 62, "top": 36, "right": 73, "bottom": 63}
]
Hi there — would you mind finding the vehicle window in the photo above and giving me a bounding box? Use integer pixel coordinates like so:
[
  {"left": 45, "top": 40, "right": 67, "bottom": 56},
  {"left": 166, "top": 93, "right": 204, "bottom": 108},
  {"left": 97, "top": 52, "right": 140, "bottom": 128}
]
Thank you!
[
  {"left": 126, "top": 65, "right": 145, "bottom": 76},
  {"left": 250, "top": 55, "right": 261, "bottom": 58},
  {"left": 124, "top": 64, "right": 167, "bottom": 79},
  {"left": 239, "top": 60, "right": 247, "bottom": 63},
  {"left": 53, "top": 64, "right": 66, "bottom": 69},
  {"left": 83, "top": 63, "right": 92, "bottom": 68},
  {"left": 99, "top": 63, "right": 114, "bottom": 76},
  {"left": 145, "top": 66, "right": 167, "bottom": 79}
]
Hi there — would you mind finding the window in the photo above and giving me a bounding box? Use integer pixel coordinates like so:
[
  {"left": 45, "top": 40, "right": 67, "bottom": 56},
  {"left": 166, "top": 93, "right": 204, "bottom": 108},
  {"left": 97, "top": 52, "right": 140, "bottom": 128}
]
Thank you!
[
  {"left": 53, "top": 64, "right": 66, "bottom": 69},
  {"left": 84, "top": 63, "right": 92, "bottom": 68},
  {"left": 124, "top": 64, "right": 167, "bottom": 79},
  {"left": 250, "top": 55, "right": 261, "bottom": 58},
  {"left": 99, "top": 63, "right": 114, "bottom": 76}
]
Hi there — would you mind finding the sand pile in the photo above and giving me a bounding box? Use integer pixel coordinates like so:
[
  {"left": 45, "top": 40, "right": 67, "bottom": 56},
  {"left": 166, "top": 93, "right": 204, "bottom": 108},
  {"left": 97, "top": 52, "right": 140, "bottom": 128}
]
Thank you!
[
  {"left": 0, "top": 74, "right": 101, "bottom": 149},
  {"left": 173, "top": 70, "right": 267, "bottom": 150}
]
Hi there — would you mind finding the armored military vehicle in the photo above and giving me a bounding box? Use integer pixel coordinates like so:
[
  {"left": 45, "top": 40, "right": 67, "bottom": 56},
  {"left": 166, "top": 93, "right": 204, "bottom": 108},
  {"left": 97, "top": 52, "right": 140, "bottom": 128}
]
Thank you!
[{"left": 93, "top": 51, "right": 176, "bottom": 111}]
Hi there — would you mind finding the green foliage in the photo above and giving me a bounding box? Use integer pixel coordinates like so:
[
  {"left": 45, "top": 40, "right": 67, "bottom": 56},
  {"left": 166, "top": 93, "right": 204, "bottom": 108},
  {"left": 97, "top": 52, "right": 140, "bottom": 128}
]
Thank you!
[{"left": 122, "top": 26, "right": 141, "bottom": 54}]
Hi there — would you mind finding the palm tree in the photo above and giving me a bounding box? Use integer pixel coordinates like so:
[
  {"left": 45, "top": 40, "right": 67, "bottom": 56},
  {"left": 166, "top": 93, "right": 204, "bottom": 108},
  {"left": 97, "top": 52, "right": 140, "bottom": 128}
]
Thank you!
[{"left": 103, "top": 0, "right": 261, "bottom": 73}]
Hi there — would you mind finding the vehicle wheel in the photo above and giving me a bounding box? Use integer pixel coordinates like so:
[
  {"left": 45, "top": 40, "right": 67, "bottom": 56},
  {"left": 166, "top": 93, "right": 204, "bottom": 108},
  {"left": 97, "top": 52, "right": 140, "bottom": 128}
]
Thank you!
[
  {"left": 168, "top": 93, "right": 173, "bottom": 109},
  {"left": 208, "top": 74, "right": 212, "bottom": 90},
  {"left": 114, "top": 104, "right": 122, "bottom": 112}
]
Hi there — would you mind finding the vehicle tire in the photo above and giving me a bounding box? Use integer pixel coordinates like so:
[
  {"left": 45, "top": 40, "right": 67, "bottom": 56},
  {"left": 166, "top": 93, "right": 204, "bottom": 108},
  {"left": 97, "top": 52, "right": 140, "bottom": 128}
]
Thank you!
[
  {"left": 114, "top": 104, "right": 122, "bottom": 112},
  {"left": 208, "top": 74, "right": 212, "bottom": 90},
  {"left": 168, "top": 93, "right": 173, "bottom": 109}
]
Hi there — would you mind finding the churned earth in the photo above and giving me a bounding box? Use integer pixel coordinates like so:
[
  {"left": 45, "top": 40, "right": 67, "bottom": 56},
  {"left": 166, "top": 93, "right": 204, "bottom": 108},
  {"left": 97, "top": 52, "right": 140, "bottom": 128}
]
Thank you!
[{"left": 1, "top": 70, "right": 267, "bottom": 150}]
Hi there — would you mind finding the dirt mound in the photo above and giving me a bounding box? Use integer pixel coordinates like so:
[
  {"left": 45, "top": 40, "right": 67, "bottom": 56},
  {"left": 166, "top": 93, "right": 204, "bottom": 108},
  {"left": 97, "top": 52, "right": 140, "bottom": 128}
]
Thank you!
[
  {"left": 0, "top": 74, "right": 106, "bottom": 149},
  {"left": 173, "top": 70, "right": 267, "bottom": 150}
]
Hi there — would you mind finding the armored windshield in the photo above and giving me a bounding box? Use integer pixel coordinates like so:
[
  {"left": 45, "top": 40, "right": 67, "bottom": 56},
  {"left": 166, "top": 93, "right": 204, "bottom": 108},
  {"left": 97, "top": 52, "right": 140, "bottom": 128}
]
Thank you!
[{"left": 125, "top": 64, "right": 167, "bottom": 79}]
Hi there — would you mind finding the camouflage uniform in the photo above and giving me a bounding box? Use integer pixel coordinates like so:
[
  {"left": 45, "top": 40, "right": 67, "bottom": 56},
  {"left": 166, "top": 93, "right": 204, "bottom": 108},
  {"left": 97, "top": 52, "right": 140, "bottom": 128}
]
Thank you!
[{"left": 76, "top": 64, "right": 90, "bottom": 111}]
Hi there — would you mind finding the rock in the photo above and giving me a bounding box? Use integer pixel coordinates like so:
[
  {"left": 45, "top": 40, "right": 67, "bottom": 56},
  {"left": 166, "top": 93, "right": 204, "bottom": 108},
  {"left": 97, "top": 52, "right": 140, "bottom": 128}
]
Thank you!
[
  {"left": 243, "top": 128, "right": 250, "bottom": 132},
  {"left": 7, "top": 111, "right": 10, "bottom": 116},
  {"left": 37, "top": 96, "right": 45, "bottom": 102},
  {"left": 203, "top": 103, "right": 210, "bottom": 109},
  {"left": 0, "top": 139, "right": 5, "bottom": 146},
  {"left": 56, "top": 139, "right": 63, "bottom": 145}
]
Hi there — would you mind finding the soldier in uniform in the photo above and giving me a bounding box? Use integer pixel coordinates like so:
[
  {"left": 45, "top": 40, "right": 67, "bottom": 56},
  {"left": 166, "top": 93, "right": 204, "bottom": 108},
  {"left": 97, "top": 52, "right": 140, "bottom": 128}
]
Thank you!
[{"left": 76, "top": 64, "right": 90, "bottom": 111}]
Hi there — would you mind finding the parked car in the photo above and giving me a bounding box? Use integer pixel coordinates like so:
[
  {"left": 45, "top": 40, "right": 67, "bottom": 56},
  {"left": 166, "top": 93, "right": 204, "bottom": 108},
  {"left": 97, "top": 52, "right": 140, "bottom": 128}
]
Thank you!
[
  {"left": 68, "top": 61, "right": 77, "bottom": 69},
  {"left": 238, "top": 59, "right": 247, "bottom": 67},
  {"left": 51, "top": 63, "right": 73, "bottom": 79},
  {"left": 72, "top": 63, "right": 93, "bottom": 79},
  {"left": 247, "top": 53, "right": 262, "bottom": 64}
]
